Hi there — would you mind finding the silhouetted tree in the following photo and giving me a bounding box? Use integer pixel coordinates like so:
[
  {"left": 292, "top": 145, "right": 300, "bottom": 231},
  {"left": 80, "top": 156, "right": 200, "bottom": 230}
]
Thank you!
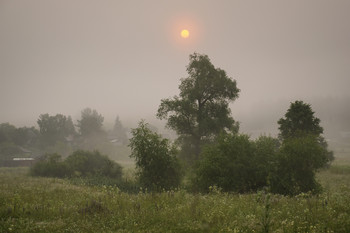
[
  {"left": 157, "top": 53, "right": 240, "bottom": 162},
  {"left": 278, "top": 100, "right": 334, "bottom": 164},
  {"left": 270, "top": 100, "right": 333, "bottom": 195},
  {"left": 278, "top": 100, "right": 323, "bottom": 140}
]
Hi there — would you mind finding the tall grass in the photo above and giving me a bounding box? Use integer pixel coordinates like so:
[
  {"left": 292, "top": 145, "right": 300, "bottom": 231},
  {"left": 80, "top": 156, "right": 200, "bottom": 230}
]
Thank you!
[{"left": 1, "top": 166, "right": 350, "bottom": 232}]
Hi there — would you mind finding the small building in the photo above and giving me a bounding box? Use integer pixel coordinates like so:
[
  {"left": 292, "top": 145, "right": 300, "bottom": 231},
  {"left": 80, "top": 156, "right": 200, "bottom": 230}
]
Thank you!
[{"left": 2, "top": 158, "right": 36, "bottom": 167}]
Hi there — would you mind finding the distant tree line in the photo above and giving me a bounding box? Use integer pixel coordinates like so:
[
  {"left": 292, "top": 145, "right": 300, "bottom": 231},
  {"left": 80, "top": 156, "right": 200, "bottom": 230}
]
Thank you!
[{"left": 0, "top": 108, "right": 128, "bottom": 165}]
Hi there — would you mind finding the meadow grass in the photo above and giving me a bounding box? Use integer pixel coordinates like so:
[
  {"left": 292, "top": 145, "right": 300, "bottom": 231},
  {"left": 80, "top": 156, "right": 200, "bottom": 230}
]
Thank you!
[{"left": 1, "top": 164, "right": 350, "bottom": 233}]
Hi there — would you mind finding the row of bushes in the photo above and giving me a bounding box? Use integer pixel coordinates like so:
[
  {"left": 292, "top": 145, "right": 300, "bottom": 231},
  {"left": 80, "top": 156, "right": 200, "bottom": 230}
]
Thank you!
[
  {"left": 127, "top": 121, "right": 332, "bottom": 195},
  {"left": 192, "top": 133, "right": 331, "bottom": 195},
  {"left": 30, "top": 150, "right": 122, "bottom": 179},
  {"left": 29, "top": 128, "right": 332, "bottom": 196}
]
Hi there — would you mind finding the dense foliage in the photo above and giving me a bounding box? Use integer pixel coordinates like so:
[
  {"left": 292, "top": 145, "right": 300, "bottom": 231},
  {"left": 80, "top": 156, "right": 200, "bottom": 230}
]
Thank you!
[
  {"left": 129, "top": 121, "right": 182, "bottom": 191},
  {"left": 76, "top": 108, "right": 105, "bottom": 137},
  {"left": 193, "top": 134, "right": 278, "bottom": 193},
  {"left": 193, "top": 127, "right": 330, "bottom": 195},
  {"left": 29, "top": 153, "right": 69, "bottom": 178},
  {"left": 273, "top": 101, "right": 333, "bottom": 195},
  {"left": 157, "top": 53, "right": 240, "bottom": 162},
  {"left": 65, "top": 150, "right": 122, "bottom": 178},
  {"left": 37, "top": 114, "right": 76, "bottom": 146},
  {"left": 0, "top": 123, "right": 39, "bottom": 147},
  {"left": 278, "top": 100, "right": 323, "bottom": 140},
  {"left": 269, "top": 135, "right": 330, "bottom": 195}
]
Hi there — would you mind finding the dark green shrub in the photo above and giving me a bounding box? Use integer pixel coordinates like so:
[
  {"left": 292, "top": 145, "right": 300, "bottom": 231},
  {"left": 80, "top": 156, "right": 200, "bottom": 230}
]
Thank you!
[
  {"left": 65, "top": 150, "right": 122, "bottom": 179},
  {"left": 193, "top": 134, "right": 277, "bottom": 193},
  {"left": 30, "top": 153, "right": 68, "bottom": 178},
  {"left": 30, "top": 150, "right": 122, "bottom": 180},
  {"left": 253, "top": 136, "right": 279, "bottom": 189},
  {"left": 269, "top": 135, "right": 329, "bottom": 195}
]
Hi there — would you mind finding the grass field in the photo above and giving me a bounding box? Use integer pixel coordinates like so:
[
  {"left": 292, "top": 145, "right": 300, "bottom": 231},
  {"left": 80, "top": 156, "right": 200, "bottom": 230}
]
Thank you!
[
  {"left": 1, "top": 139, "right": 350, "bottom": 233},
  {"left": 0, "top": 163, "right": 350, "bottom": 233}
]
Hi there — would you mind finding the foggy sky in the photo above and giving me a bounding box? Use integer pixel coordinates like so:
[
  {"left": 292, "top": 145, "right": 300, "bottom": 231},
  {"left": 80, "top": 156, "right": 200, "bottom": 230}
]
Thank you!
[{"left": 1, "top": 0, "right": 350, "bottom": 136}]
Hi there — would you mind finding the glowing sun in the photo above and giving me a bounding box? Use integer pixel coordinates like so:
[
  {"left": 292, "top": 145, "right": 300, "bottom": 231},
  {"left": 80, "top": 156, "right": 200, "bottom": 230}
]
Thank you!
[{"left": 181, "top": 29, "right": 189, "bottom": 38}]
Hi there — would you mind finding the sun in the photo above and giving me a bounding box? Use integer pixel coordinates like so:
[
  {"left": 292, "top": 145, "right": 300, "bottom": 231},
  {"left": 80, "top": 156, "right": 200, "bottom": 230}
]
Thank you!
[{"left": 181, "top": 29, "right": 189, "bottom": 38}]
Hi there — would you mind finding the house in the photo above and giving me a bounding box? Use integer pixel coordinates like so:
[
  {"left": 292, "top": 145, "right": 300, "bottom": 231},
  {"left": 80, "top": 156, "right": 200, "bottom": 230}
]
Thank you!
[{"left": 2, "top": 158, "right": 36, "bottom": 167}]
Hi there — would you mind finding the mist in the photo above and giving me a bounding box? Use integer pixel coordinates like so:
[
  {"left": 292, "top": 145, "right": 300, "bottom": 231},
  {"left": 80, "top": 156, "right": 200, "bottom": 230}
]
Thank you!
[{"left": 1, "top": 0, "right": 349, "bottom": 140}]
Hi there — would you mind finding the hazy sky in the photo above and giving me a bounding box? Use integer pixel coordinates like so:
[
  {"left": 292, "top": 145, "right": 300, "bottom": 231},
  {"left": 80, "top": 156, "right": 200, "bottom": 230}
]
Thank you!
[{"left": 1, "top": 0, "right": 349, "bottom": 135}]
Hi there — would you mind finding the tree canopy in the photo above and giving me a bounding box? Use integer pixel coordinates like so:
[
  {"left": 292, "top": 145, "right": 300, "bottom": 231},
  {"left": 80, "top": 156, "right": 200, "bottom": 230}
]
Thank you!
[
  {"left": 157, "top": 53, "right": 240, "bottom": 161},
  {"left": 76, "top": 108, "right": 104, "bottom": 137},
  {"left": 37, "top": 114, "right": 75, "bottom": 146},
  {"left": 278, "top": 100, "right": 323, "bottom": 140}
]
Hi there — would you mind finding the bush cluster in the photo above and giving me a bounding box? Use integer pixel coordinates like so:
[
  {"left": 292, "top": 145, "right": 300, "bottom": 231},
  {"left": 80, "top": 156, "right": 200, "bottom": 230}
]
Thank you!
[
  {"left": 30, "top": 150, "right": 122, "bottom": 179},
  {"left": 192, "top": 134, "right": 276, "bottom": 193},
  {"left": 192, "top": 133, "right": 331, "bottom": 195},
  {"left": 29, "top": 153, "right": 68, "bottom": 178}
]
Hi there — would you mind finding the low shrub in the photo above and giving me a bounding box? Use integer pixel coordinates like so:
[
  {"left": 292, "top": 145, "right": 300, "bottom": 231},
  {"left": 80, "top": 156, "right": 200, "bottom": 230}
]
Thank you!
[
  {"left": 30, "top": 150, "right": 122, "bottom": 180},
  {"left": 65, "top": 150, "right": 122, "bottom": 179},
  {"left": 29, "top": 153, "right": 68, "bottom": 178}
]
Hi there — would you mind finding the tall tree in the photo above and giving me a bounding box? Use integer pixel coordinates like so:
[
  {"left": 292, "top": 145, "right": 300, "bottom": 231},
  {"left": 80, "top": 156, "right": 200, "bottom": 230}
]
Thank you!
[
  {"left": 157, "top": 53, "right": 240, "bottom": 161},
  {"left": 76, "top": 108, "right": 104, "bottom": 137},
  {"left": 37, "top": 114, "right": 76, "bottom": 146}
]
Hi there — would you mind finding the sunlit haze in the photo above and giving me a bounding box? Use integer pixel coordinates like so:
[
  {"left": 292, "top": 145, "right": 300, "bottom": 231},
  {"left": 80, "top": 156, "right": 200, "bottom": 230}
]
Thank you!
[{"left": 1, "top": 0, "right": 349, "bottom": 138}]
